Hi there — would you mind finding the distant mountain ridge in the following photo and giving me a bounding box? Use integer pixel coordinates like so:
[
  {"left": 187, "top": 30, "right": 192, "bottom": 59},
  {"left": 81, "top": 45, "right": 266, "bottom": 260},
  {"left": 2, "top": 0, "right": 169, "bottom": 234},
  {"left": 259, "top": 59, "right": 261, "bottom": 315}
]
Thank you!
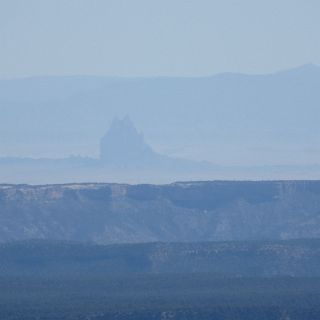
[
  {"left": 1, "top": 64, "right": 320, "bottom": 168},
  {"left": 0, "top": 64, "right": 317, "bottom": 102}
]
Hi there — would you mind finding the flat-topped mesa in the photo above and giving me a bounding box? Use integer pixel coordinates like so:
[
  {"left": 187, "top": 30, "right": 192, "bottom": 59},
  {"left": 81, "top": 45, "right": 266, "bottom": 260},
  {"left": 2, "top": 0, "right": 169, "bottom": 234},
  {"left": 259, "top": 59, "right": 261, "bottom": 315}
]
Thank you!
[
  {"left": 1, "top": 181, "right": 320, "bottom": 244},
  {"left": 99, "top": 116, "right": 158, "bottom": 166}
]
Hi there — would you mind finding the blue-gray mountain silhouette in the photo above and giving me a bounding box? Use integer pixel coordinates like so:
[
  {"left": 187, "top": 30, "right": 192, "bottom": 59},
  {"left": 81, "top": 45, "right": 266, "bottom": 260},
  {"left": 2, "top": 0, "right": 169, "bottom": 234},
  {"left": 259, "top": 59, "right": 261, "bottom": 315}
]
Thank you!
[
  {"left": 1, "top": 65, "right": 320, "bottom": 183},
  {"left": 100, "top": 116, "right": 160, "bottom": 166},
  {"left": 1, "top": 64, "right": 320, "bottom": 167}
]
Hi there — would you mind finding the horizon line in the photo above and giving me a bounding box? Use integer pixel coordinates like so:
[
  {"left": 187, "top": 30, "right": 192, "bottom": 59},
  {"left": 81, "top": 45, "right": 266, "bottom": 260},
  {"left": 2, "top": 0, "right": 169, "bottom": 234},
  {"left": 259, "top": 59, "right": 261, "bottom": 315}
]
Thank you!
[{"left": 0, "top": 63, "right": 318, "bottom": 81}]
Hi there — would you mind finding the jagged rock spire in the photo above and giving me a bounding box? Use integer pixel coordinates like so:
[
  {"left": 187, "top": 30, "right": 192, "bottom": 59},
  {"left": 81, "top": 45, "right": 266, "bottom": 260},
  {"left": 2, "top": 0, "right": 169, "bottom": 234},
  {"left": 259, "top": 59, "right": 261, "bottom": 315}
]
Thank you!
[{"left": 100, "top": 116, "right": 156, "bottom": 165}]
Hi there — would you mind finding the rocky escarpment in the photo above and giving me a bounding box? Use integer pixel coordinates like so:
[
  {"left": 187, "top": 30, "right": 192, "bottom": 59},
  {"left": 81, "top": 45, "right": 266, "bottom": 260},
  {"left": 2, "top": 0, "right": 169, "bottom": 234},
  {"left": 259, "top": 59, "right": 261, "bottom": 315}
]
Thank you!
[{"left": 1, "top": 181, "right": 320, "bottom": 243}]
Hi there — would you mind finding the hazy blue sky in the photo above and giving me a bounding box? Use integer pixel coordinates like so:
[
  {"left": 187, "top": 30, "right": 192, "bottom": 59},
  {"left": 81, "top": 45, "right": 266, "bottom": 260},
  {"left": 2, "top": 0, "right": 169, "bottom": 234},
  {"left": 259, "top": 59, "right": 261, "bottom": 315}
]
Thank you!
[{"left": 0, "top": 0, "right": 320, "bottom": 78}]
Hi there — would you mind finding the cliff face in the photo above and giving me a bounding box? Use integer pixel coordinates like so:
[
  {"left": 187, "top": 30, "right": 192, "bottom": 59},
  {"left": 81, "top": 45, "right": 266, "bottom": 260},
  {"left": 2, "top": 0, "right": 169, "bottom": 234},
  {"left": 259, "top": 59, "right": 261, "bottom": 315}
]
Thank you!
[{"left": 1, "top": 181, "right": 320, "bottom": 244}]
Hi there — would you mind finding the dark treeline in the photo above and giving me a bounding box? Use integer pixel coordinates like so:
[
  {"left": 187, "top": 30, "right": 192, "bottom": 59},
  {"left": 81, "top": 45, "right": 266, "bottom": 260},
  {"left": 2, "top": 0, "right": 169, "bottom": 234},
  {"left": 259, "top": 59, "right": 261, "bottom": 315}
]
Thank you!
[
  {"left": 0, "top": 274, "right": 320, "bottom": 319},
  {"left": 0, "top": 239, "right": 320, "bottom": 319},
  {"left": 1, "top": 238, "right": 320, "bottom": 277}
]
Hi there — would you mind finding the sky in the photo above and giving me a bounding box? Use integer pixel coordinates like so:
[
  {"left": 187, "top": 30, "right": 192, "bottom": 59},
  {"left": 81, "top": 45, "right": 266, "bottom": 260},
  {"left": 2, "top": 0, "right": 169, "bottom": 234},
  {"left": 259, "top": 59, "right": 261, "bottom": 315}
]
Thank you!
[{"left": 0, "top": 0, "right": 320, "bottom": 79}]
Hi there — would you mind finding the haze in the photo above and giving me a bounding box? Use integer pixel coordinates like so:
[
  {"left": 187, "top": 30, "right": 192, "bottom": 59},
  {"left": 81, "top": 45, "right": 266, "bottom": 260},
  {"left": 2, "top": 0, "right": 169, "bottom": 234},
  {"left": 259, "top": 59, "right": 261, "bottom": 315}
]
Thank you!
[
  {"left": 1, "top": 0, "right": 320, "bottom": 183},
  {"left": 1, "top": 0, "right": 320, "bottom": 78}
]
